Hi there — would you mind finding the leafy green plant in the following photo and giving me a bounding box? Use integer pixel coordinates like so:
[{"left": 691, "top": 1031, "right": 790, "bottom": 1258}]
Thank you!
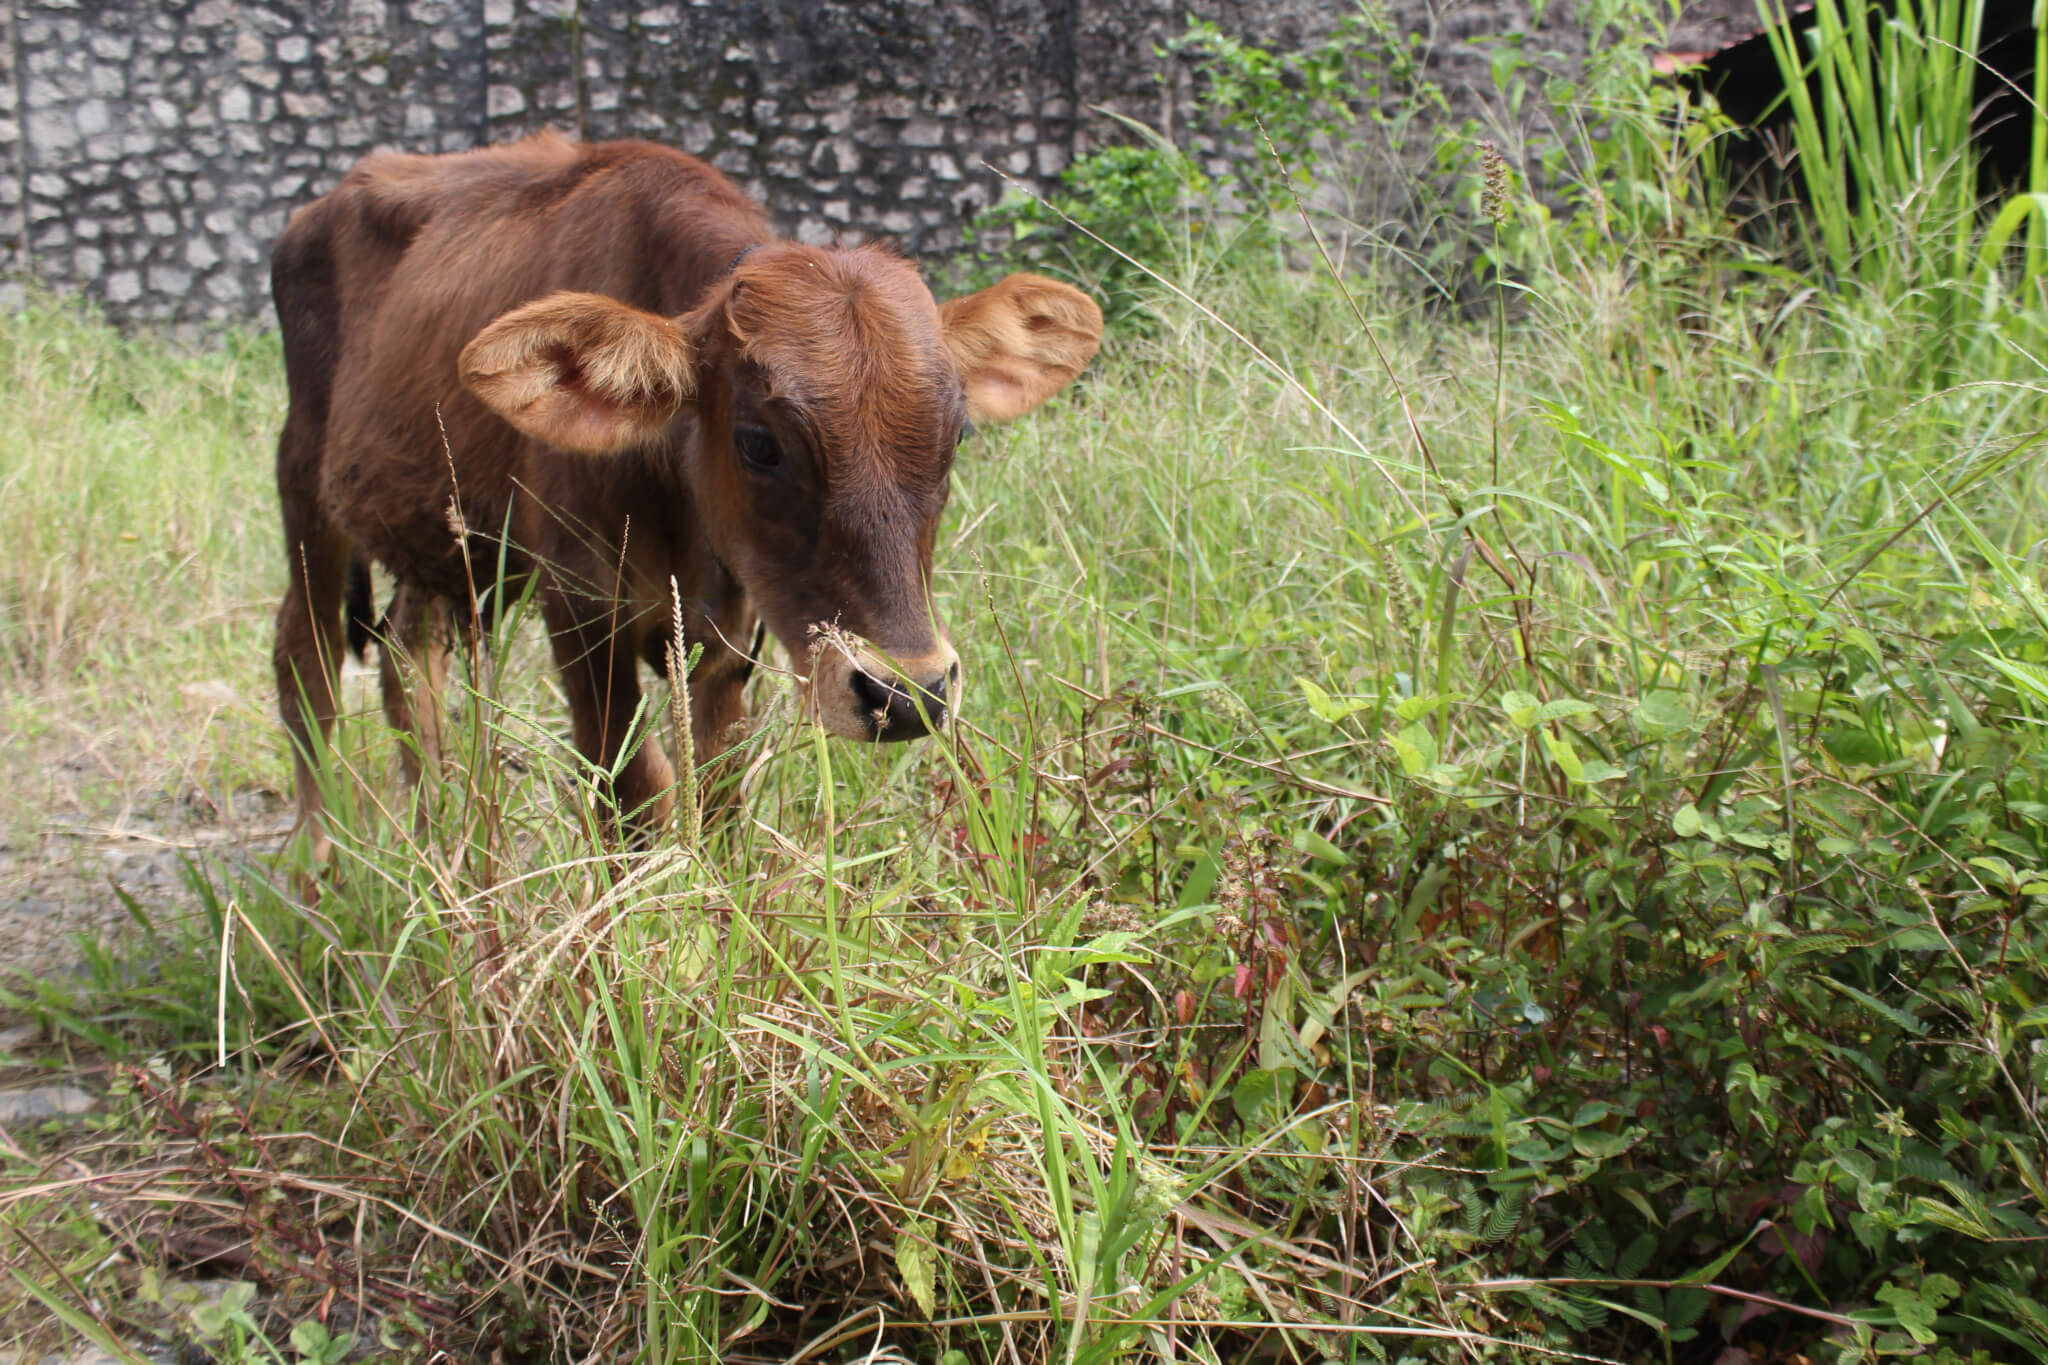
[
  {"left": 972, "top": 133, "right": 1215, "bottom": 324},
  {"left": 971, "top": 12, "right": 1381, "bottom": 324}
]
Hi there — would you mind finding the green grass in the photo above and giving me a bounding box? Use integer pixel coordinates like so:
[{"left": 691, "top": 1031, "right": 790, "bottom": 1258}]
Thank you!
[
  {"left": 0, "top": 301, "right": 286, "bottom": 832},
  {"left": 6, "top": 119, "right": 2048, "bottom": 1364}
]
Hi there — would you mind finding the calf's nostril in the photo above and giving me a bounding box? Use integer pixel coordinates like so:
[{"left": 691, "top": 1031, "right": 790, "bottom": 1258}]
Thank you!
[
  {"left": 847, "top": 666, "right": 953, "bottom": 739},
  {"left": 851, "top": 669, "right": 893, "bottom": 718}
]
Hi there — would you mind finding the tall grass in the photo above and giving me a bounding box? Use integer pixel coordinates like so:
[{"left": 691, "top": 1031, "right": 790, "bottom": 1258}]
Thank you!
[
  {"left": 0, "top": 300, "right": 284, "bottom": 831},
  {"left": 1755, "top": 0, "right": 2048, "bottom": 308}
]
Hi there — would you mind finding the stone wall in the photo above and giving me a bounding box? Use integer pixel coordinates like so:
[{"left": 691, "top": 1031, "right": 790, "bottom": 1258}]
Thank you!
[{"left": 0, "top": 0, "right": 1588, "bottom": 328}]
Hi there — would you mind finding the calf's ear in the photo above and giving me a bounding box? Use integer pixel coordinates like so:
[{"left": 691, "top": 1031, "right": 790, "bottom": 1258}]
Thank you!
[
  {"left": 459, "top": 292, "right": 696, "bottom": 454},
  {"left": 939, "top": 273, "right": 1103, "bottom": 423}
]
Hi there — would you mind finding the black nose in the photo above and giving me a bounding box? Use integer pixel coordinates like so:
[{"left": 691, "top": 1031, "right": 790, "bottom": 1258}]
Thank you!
[{"left": 850, "top": 667, "right": 950, "bottom": 742}]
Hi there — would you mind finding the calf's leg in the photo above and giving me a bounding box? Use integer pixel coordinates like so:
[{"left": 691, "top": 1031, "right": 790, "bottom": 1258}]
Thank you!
[
  {"left": 376, "top": 584, "right": 456, "bottom": 788},
  {"left": 677, "top": 606, "right": 761, "bottom": 821},
  {"left": 548, "top": 604, "right": 675, "bottom": 840},
  {"left": 274, "top": 508, "right": 350, "bottom": 863}
]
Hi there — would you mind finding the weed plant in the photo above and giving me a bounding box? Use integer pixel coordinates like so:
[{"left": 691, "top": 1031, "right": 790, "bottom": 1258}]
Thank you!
[{"left": 6, "top": 12, "right": 2048, "bottom": 1363}]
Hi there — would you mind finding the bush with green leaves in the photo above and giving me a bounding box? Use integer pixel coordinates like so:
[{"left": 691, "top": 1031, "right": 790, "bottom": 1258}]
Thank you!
[{"left": 969, "top": 10, "right": 1398, "bottom": 323}]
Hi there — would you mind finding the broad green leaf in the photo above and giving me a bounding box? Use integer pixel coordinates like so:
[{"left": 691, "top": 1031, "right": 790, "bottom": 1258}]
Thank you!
[
  {"left": 1537, "top": 698, "right": 1598, "bottom": 723},
  {"left": 1572, "top": 1129, "right": 1638, "bottom": 1162},
  {"left": 1294, "top": 828, "right": 1354, "bottom": 866},
  {"left": 1500, "top": 689, "right": 1541, "bottom": 728},
  {"left": 1617, "top": 1185, "right": 1663, "bottom": 1227},
  {"left": 1968, "top": 855, "right": 2019, "bottom": 888},
  {"left": 1232, "top": 1066, "right": 1296, "bottom": 1130},
  {"left": 1542, "top": 728, "right": 1584, "bottom": 781},
  {"left": 1298, "top": 676, "right": 1370, "bottom": 724},
  {"left": 1818, "top": 978, "right": 1927, "bottom": 1035},
  {"left": 1875, "top": 1283, "right": 1939, "bottom": 1343},
  {"left": 1980, "top": 651, "right": 2048, "bottom": 707},
  {"left": 1396, "top": 721, "right": 1438, "bottom": 768},
  {"left": 1822, "top": 727, "right": 1888, "bottom": 766},
  {"left": 897, "top": 1220, "right": 937, "bottom": 1317},
  {"left": 1396, "top": 693, "right": 1457, "bottom": 722},
  {"left": 1634, "top": 691, "right": 1693, "bottom": 731}
]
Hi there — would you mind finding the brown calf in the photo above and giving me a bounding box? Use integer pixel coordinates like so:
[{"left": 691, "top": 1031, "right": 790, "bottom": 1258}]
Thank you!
[{"left": 270, "top": 133, "right": 1101, "bottom": 854}]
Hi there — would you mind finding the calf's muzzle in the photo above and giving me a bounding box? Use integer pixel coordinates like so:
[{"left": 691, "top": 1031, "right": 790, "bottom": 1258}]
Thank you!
[
  {"left": 852, "top": 657, "right": 958, "bottom": 740},
  {"left": 809, "top": 636, "right": 961, "bottom": 742}
]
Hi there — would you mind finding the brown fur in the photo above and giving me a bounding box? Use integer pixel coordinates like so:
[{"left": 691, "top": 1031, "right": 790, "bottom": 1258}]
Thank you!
[{"left": 270, "top": 134, "right": 1102, "bottom": 851}]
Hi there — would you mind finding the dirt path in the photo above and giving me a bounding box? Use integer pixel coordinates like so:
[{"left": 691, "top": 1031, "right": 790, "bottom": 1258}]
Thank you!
[
  {"left": 2, "top": 786, "right": 296, "bottom": 1363},
  {"left": 1, "top": 788, "right": 294, "bottom": 989}
]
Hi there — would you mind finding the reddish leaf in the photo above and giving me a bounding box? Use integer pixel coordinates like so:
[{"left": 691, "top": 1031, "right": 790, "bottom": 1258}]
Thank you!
[{"left": 1086, "top": 756, "right": 1137, "bottom": 787}]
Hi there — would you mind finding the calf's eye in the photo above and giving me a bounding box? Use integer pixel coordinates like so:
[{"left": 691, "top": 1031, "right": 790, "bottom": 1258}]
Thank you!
[{"left": 735, "top": 424, "right": 782, "bottom": 472}]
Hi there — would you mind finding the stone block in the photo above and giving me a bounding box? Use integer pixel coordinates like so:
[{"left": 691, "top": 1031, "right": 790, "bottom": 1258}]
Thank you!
[{"left": 27, "top": 110, "right": 78, "bottom": 152}]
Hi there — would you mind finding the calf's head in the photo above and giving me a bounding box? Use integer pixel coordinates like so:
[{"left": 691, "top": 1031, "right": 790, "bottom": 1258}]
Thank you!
[{"left": 458, "top": 245, "right": 1102, "bottom": 741}]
